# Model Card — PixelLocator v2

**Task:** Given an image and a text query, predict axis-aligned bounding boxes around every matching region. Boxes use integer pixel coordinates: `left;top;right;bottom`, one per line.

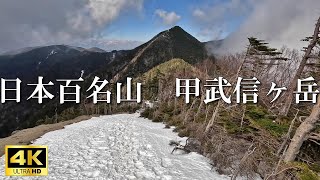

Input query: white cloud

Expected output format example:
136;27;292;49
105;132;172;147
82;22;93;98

195;0;320;54
0;0;144;53
155;9;181;26
192;0;254;41
74;38;144;51
219;0;320;53
87;0;143;25
193;9;205;19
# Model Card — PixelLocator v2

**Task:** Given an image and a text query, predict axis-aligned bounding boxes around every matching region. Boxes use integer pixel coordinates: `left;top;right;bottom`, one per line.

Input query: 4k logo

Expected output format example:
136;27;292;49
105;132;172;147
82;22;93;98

5;145;48;176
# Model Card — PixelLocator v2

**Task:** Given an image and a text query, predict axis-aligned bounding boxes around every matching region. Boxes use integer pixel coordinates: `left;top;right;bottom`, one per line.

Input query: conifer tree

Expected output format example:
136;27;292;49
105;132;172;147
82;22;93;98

205;37;287;133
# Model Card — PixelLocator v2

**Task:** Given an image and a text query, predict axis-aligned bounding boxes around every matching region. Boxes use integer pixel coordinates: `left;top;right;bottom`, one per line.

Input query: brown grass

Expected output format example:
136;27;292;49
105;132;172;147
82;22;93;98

0;115;98;156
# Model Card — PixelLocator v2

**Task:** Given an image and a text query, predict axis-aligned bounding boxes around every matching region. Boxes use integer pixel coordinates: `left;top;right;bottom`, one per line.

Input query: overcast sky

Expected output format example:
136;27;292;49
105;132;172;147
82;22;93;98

0;0;319;53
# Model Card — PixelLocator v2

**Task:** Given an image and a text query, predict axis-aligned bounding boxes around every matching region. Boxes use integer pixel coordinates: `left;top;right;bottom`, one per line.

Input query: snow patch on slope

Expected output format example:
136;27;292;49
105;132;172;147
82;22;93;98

45;50;58;60
0;114;229;180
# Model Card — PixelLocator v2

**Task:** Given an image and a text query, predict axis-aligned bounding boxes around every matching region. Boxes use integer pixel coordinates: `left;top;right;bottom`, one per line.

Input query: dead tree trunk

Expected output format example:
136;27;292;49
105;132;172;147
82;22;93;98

194;90;205;122
279;17;320;116
183;98;197;125
277;110;299;156
54;105;58;123
205;52;248;133
205;100;222;133
283;95;320;162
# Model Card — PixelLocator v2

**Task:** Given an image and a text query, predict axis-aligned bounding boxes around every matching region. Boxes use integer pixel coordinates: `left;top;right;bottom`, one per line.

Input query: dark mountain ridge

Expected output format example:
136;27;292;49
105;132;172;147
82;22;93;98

109;26;207;82
0;26;209;138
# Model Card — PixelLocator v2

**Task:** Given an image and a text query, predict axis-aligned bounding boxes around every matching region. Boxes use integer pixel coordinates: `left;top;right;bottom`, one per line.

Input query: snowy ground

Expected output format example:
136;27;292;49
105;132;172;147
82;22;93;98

0;113;229;180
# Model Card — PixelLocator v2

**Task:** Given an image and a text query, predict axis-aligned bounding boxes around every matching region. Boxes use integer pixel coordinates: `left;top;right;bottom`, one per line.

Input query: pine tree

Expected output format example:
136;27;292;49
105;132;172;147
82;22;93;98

205;37;287;133
242;37;288;77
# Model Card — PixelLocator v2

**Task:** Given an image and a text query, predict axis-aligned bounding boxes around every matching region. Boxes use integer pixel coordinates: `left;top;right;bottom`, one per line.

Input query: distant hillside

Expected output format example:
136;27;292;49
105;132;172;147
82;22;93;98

0;45;111;137
87;47;106;53
0;26;209;138
0;45;109;81
204;39;224;55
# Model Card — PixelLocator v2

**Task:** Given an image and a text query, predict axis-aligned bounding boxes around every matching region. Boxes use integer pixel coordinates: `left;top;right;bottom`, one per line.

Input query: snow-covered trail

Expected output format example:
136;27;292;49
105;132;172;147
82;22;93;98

0;114;229;180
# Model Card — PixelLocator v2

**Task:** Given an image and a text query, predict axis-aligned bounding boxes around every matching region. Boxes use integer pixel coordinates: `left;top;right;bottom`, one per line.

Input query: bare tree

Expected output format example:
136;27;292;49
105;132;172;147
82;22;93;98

204;48;249;133
279;17;320;116
281;19;320;161
284;95;320;162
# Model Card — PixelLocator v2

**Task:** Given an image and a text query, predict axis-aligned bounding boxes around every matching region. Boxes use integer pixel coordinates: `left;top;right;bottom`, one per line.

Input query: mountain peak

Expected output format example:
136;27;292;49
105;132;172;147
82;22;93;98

150;25;201;45
167;26;192;37
169;25;184;31
163;26;188;36
111;25;207;82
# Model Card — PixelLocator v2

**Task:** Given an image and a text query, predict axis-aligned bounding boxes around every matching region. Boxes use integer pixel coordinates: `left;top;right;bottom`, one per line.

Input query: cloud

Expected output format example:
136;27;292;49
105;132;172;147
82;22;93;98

0;0;143;53
192;0;254;41
87;0;143;26
193;9;205;19
155;9;181;26
74;38;144;51
195;0;320;54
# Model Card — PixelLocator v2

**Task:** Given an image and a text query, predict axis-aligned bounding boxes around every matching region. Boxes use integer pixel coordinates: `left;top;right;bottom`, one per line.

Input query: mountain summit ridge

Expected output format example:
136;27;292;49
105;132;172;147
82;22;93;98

109;25;207;82
0;26;209;138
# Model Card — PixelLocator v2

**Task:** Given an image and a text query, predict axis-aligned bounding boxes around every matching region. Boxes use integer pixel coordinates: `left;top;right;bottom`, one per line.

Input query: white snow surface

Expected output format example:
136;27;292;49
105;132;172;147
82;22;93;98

45;50;57;60
0;113;229;180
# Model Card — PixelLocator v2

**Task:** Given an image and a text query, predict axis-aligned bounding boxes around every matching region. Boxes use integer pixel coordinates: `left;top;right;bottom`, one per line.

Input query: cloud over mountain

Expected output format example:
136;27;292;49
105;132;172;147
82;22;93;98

74;38;144;51
0;0;143;53
194;0;320;53
155;9;181;26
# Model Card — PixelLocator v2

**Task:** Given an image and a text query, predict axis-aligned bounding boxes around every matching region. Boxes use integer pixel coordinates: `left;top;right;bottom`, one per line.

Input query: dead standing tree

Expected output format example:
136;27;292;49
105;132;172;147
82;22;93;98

283;17;320;162
279;17;320;117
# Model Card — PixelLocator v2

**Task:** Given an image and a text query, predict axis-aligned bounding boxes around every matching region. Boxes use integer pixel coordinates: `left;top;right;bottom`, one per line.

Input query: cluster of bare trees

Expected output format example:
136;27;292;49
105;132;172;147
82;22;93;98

197;16;320;178
282;17;320;163
219;17;320;162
